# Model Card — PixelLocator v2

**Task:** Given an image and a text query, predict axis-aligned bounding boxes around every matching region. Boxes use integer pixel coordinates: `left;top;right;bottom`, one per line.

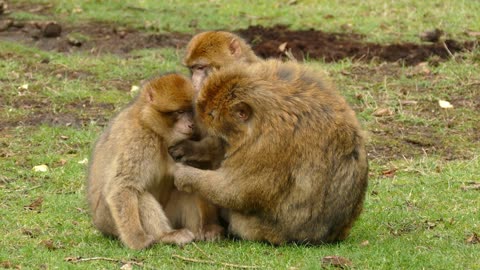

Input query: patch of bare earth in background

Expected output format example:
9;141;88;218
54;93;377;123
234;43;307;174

1;2;478;163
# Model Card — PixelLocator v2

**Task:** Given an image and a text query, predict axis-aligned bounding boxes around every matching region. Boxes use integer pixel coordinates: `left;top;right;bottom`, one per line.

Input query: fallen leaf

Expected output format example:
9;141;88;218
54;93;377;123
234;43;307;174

424;220;436;229
409;62;431;76
466;31;480;37
419;28;443;42
120;263;133;270
40;239;57;250
400;100;418;105
22;228;40;238
360;240;369;247
24;197;44;211
438;100;454;109
460;182;480;191
32;164;49;172
321;256;352;268
466;233;479;244
0;261;12;269
72;7;83;14
58;159;67;166
130;85;140;93
382;168;397;177
77;158;88;164
278;42;288;52
373;108;393;117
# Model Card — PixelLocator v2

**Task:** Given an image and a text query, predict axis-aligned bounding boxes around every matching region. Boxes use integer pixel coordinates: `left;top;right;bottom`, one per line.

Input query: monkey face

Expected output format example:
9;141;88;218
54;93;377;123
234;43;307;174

171;110;195;141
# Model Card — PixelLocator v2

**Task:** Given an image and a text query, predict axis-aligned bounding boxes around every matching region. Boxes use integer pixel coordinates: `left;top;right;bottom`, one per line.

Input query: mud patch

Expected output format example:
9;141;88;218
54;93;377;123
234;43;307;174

237;25;477;65
0;98;116;130
0;5;477;65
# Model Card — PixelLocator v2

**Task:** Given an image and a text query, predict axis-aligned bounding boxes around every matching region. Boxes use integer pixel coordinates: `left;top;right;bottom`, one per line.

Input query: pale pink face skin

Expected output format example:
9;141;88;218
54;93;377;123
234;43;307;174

191;66;208;92
173;111;194;139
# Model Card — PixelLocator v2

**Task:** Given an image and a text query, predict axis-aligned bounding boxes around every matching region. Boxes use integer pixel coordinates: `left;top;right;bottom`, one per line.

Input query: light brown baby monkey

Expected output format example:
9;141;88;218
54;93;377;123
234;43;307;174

87;74;223;250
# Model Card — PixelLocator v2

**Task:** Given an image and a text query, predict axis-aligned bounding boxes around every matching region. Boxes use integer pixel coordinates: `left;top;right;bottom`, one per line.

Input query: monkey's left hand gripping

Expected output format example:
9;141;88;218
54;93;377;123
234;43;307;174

173;164;196;193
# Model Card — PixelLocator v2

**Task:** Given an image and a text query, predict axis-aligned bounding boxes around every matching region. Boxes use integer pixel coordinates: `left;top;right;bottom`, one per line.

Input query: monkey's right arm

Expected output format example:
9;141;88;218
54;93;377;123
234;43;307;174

169;136;225;169
174;164;256;211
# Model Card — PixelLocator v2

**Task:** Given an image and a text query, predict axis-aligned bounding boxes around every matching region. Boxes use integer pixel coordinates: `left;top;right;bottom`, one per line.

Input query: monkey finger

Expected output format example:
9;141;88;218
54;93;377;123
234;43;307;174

168;145;186;161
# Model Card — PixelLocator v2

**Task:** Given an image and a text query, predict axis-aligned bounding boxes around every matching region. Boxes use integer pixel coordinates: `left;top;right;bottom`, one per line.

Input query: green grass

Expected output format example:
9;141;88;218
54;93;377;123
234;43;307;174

10;0;480;42
1;0;479;269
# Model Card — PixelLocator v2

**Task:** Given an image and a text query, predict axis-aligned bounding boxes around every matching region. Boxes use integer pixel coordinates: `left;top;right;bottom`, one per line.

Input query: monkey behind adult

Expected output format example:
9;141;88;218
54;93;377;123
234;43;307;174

174;60;369;245
170;31;259;166
87;74;222;250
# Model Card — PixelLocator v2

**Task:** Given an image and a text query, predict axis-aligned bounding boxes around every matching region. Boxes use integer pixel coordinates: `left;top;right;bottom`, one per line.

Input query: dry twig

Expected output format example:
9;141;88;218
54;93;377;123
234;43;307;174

172;254;260;269
65;256;145;268
191;242;212;259
442;41;455;59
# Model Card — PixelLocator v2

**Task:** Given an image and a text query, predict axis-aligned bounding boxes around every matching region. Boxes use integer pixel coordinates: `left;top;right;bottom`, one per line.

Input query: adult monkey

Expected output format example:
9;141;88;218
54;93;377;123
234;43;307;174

174;60;369;244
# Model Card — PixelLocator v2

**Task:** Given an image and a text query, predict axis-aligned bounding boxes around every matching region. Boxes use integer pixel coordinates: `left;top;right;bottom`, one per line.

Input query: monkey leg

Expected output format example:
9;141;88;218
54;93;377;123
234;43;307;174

138;192;195;246
229;213;286;245
91;194;118;237
165;190;224;241
106;187;155;250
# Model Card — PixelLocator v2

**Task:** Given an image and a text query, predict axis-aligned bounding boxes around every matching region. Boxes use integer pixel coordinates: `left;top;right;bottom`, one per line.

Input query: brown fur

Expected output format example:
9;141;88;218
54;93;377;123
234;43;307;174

87;74;223;250
184;31;260;71
169;31;260;166
184;31;260;92
174;60;369;245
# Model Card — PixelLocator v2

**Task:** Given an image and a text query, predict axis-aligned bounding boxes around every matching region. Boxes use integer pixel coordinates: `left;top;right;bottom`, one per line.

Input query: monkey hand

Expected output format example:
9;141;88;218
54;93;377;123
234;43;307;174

169;140;194;162
173;164;194;193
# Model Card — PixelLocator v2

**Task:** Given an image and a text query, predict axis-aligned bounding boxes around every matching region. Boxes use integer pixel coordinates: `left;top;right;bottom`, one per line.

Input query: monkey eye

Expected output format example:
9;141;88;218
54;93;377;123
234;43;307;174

193;65;206;71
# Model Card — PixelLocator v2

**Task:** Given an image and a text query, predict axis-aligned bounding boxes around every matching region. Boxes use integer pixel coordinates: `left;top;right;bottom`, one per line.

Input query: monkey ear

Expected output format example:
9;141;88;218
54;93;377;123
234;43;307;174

233;102;251;122
145;87;155;103
229;38;242;58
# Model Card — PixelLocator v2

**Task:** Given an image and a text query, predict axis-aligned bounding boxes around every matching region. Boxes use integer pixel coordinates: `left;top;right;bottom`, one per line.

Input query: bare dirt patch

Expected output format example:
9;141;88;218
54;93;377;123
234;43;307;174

0;98;116;131
1;3;477;65
1;3;478;164
237;25;477;65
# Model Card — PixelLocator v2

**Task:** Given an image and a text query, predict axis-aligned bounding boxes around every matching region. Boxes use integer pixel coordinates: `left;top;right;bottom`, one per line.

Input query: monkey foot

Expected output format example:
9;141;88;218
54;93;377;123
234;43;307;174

160;229;195;246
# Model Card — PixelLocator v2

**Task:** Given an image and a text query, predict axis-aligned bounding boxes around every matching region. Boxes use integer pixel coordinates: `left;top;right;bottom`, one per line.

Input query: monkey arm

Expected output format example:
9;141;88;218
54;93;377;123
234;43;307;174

169;136;225;169
174;164;254;211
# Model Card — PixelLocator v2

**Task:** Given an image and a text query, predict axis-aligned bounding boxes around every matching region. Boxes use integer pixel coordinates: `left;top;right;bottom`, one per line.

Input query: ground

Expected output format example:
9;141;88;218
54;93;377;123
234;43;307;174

0;1;479;269
1;11;478;164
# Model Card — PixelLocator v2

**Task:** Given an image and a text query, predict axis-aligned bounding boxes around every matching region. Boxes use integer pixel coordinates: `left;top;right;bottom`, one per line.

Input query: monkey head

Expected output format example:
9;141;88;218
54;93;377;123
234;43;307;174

183;31;260;92
195;68;254;144
140;74;195;145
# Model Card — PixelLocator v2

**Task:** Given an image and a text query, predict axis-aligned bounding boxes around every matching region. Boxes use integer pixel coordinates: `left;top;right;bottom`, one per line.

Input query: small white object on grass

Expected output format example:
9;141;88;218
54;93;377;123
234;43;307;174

438;100;454;109
78;158;88;164
32;164;49;172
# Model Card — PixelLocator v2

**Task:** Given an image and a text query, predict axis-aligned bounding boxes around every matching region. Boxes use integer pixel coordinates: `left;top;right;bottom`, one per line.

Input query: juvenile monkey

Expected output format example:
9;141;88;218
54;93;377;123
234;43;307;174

170;31;260;166
87;74;222;250
174;60;369;245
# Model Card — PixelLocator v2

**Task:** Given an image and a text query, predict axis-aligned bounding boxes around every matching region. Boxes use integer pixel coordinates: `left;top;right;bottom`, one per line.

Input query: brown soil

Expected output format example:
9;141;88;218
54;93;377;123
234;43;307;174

237;25;477;65
1;3;478;164
0;16;477;65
